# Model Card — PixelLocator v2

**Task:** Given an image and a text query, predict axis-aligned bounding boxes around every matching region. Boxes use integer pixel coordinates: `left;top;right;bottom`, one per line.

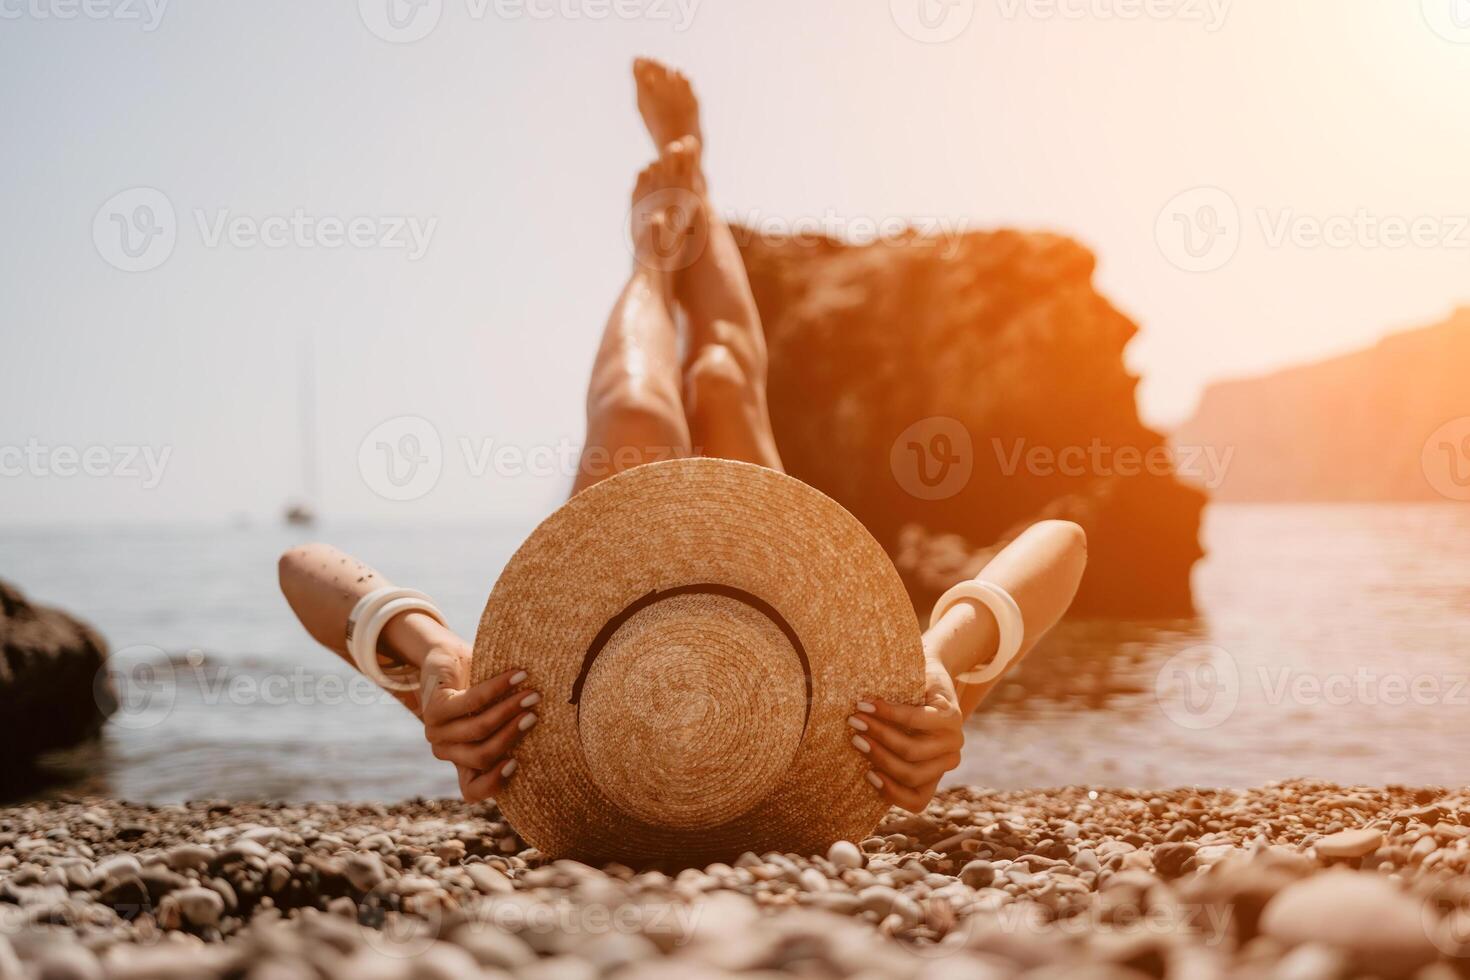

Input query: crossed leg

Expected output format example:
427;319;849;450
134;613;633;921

634;58;783;472
572;140;698;496
567;59;1089;813
572;61;781;497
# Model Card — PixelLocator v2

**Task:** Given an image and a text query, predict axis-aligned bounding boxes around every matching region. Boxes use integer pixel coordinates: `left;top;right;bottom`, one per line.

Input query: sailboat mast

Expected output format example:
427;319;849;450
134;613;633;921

300;328;318;507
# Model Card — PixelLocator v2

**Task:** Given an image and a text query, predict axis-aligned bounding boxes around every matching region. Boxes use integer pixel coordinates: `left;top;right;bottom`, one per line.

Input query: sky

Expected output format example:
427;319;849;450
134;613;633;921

3;0;1468;524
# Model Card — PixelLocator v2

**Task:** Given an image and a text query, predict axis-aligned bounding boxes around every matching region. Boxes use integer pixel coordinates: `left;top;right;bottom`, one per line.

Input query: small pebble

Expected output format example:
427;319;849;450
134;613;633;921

1314;828;1384;861
827;839;864;870
0;782;1464;978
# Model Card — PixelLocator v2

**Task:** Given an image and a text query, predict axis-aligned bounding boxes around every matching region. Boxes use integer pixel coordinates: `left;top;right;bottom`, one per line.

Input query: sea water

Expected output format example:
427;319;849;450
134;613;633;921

3;504;1468;801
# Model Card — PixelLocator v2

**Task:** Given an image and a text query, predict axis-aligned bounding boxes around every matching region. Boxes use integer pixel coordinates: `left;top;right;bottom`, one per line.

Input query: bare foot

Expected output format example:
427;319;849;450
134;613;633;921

628;60;777;468
634;58;703;162
629;137;706;276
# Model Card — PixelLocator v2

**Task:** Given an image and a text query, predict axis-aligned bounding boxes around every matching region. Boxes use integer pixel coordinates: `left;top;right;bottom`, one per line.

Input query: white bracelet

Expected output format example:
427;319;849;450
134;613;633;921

929;580;1025;685
345;587;446;693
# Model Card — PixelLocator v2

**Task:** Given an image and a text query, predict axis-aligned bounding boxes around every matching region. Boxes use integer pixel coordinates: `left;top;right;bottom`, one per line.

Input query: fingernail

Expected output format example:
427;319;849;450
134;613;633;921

509;670;528;685
856;701;876;714
852;735;871;754
518;713;538;732
501;760;517;778
866;771;882;789
520;692;541;708
847;715;868;732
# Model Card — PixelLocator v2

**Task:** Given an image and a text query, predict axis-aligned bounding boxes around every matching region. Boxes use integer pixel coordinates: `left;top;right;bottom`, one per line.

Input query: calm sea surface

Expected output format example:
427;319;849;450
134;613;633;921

3;504;1469;801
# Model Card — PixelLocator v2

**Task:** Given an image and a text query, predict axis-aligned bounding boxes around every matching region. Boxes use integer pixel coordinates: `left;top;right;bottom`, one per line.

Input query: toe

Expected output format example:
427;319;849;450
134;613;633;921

635;56;669;87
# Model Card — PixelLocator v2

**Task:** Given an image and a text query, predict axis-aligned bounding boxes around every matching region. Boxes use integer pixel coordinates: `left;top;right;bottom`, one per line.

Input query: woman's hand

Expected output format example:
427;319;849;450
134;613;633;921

850;656;964;812
405;633;540;803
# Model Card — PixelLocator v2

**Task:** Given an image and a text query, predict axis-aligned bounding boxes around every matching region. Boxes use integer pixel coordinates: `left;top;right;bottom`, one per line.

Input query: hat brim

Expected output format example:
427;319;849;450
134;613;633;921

471;457;925;866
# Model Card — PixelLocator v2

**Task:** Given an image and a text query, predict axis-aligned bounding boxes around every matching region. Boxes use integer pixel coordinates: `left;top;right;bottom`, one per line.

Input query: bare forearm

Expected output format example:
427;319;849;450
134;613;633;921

924;520;1088;716
276;542;445;672
277;542;536;802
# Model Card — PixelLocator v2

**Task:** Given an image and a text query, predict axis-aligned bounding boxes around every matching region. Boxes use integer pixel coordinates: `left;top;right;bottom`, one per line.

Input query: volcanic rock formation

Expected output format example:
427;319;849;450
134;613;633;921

738;227;1205;616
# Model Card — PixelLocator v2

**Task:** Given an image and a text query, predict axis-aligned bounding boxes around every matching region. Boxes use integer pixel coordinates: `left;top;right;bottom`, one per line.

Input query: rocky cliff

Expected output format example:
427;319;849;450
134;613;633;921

736;227;1205;617
0;580;115;795
1173;309;1470;502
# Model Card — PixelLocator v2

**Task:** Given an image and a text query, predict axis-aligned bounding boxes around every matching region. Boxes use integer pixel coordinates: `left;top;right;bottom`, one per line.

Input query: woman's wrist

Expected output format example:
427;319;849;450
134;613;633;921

925;599;1000;683
381;611;456;669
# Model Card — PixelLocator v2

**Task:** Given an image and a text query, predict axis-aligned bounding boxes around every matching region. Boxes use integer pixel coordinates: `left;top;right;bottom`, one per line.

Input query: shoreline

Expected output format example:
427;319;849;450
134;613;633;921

4;781;1469;978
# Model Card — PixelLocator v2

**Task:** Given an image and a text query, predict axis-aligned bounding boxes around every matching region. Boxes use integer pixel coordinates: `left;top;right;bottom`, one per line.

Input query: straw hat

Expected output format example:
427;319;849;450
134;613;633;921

470;457;925;866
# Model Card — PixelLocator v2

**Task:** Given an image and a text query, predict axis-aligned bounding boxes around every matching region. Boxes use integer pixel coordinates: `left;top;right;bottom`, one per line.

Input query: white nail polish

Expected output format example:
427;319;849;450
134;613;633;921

866;772;882;789
501;760;517;777
847;715;868;732
509;671;528;686
519;714;538;732
856;701;876;714
520;692;541;708
852;735;871;753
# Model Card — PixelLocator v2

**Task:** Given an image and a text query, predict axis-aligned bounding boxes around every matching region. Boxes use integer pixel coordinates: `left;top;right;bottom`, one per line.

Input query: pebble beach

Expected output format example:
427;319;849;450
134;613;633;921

7;781;1470;979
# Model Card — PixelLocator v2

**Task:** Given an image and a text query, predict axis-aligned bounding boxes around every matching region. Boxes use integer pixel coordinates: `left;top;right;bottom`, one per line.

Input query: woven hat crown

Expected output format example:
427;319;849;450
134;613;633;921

578;591;808;829
473;458;924;865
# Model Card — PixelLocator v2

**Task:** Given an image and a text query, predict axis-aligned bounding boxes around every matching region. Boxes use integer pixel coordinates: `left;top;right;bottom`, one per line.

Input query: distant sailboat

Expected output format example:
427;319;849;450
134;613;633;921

283;329;318;526
283;502;315;526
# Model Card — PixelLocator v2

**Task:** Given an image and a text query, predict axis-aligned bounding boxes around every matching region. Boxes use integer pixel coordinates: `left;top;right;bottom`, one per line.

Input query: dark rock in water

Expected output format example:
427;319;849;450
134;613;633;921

0;580;114;795
738;228;1204;616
